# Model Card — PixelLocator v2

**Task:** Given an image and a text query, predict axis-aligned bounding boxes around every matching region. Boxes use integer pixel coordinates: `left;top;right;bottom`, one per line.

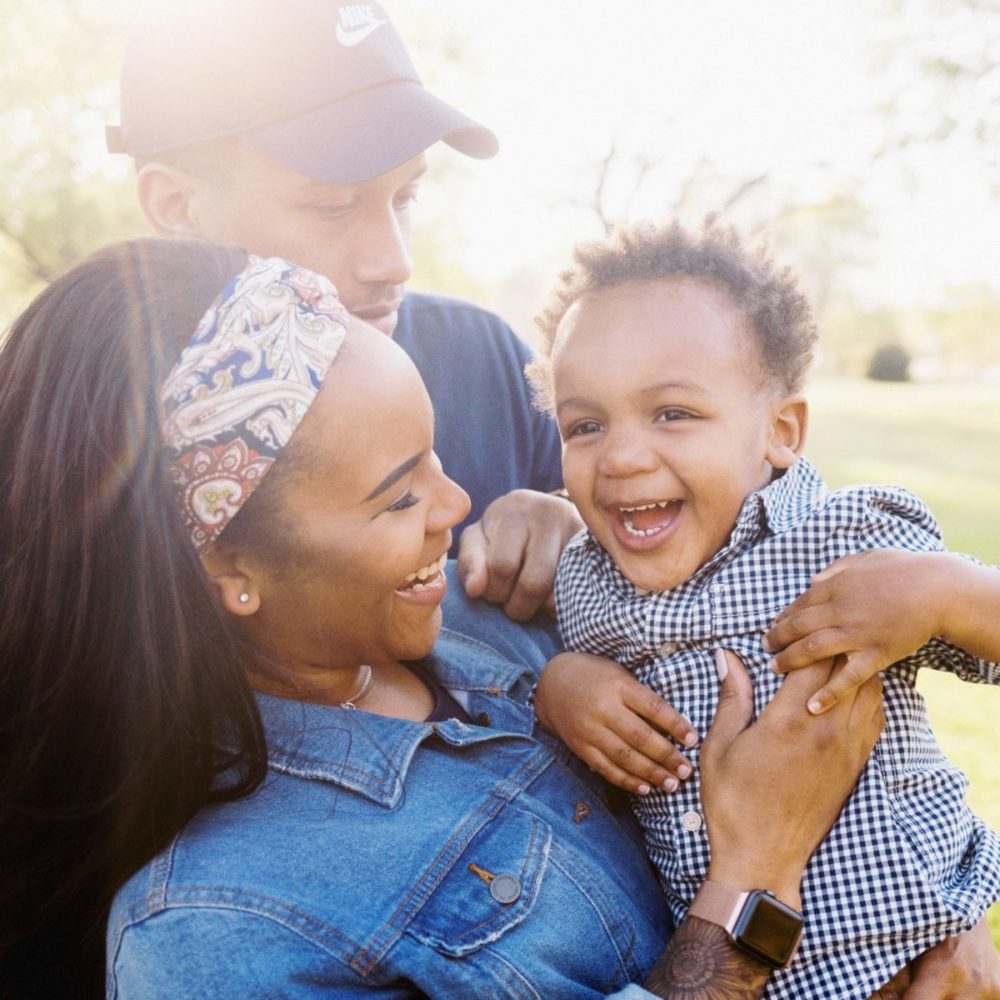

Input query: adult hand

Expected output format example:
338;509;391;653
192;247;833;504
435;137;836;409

701;648;884;906
764;549;941;715
905;919;1000;999
456;489;583;621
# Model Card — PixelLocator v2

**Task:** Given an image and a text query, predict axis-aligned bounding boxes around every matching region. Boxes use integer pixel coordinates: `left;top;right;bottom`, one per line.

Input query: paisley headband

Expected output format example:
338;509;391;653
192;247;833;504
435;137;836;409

161;254;348;553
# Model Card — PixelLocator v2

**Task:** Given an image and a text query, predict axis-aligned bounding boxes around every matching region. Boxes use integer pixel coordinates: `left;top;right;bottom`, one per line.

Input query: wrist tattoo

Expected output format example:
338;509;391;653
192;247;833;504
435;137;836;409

642;916;771;1000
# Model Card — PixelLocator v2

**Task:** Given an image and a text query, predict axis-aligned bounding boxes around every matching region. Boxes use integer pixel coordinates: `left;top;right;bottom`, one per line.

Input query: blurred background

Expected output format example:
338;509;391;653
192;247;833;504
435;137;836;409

2;0;998;940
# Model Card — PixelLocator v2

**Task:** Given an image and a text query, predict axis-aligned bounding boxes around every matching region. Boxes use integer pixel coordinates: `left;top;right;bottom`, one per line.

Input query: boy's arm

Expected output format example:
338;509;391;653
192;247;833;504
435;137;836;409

765;549;1000;713
534;652;697;796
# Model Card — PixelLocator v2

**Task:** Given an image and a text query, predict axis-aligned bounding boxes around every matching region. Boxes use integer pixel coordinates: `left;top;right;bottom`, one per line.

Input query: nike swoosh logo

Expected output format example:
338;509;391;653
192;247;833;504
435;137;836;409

336;18;386;47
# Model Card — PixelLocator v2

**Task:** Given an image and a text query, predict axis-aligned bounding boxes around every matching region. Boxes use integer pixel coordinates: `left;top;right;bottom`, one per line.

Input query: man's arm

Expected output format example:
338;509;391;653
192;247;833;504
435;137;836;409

641;917;770;998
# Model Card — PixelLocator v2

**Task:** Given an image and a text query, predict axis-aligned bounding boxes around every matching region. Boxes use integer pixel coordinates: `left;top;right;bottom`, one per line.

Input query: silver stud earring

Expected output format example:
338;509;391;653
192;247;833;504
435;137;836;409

239;593;250;604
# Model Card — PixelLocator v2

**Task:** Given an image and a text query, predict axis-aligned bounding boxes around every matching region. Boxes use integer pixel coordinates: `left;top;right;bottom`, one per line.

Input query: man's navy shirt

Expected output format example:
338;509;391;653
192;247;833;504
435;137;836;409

394;292;563;553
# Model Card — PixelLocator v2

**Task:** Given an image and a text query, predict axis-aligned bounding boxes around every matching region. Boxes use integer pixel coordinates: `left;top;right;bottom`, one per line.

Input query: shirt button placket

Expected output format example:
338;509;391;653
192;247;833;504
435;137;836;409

681;810;703;833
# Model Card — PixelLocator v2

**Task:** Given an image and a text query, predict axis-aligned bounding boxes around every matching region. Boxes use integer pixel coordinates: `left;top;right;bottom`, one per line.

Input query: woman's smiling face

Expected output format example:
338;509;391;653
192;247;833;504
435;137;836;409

244;319;470;675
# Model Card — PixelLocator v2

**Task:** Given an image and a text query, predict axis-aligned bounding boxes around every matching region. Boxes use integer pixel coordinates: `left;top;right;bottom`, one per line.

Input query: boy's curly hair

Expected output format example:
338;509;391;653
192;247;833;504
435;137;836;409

528;218;817;412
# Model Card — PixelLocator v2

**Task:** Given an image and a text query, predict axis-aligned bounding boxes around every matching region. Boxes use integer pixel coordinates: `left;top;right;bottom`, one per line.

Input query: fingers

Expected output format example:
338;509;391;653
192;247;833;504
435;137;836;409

577;690;697;795
570;715;694;796
850;673;885;755
574;735;690;796
769;627;853;675
456;522;489;599
622;682;699;750
534;653;695;796
765;656;837;714
811;556;852;584
702;649;754;758
475;516;528;608
764;599;836;659
456;492;583;621
805;650;883;715
542;589;558;620
457;509;547;619
502;525;563;622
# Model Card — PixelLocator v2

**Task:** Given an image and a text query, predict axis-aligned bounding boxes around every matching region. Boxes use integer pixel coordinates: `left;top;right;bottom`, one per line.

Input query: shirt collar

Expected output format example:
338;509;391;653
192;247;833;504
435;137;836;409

254;632;539;807
738;456;828;538
573;457;828;597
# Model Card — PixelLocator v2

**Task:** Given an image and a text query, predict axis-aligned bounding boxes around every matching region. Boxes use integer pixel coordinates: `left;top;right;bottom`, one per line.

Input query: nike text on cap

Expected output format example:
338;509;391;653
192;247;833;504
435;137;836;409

106;0;498;183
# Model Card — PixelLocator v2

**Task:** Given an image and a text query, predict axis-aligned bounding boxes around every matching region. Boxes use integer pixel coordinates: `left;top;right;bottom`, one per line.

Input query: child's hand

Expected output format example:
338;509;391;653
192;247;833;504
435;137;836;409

764;549;941;715
534;651;697;796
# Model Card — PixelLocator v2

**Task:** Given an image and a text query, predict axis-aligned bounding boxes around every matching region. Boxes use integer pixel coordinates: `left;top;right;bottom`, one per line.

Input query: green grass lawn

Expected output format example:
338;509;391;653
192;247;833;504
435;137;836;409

806;378;1000;946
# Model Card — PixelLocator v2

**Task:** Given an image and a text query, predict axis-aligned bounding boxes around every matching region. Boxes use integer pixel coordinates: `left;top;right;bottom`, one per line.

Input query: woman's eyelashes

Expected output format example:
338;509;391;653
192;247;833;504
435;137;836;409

386;490;419;513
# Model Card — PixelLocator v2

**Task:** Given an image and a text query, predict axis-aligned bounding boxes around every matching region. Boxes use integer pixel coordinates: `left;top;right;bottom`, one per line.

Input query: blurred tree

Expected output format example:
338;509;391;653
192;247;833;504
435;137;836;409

0;0;145;326
560;140;769;238
875;0;1000;178
867;343;912;382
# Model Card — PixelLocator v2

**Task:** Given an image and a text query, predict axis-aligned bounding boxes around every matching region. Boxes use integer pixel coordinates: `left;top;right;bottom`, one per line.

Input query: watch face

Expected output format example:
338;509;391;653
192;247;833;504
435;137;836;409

732;892;803;968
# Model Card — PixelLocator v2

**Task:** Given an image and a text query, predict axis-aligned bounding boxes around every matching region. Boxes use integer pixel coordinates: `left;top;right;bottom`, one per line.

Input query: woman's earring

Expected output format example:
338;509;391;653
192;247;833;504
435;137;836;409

239;593;250;605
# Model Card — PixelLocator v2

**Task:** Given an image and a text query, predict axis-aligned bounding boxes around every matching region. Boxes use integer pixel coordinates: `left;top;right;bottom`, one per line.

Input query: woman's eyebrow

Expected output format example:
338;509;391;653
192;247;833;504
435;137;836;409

364;452;424;501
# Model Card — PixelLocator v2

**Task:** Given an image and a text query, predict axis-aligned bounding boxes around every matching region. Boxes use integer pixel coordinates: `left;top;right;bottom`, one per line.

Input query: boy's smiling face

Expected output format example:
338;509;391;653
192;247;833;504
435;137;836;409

552;277;806;593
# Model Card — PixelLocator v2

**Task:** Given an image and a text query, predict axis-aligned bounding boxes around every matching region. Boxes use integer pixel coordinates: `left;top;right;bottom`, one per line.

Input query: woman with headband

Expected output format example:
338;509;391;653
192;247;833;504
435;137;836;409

0;238;982;999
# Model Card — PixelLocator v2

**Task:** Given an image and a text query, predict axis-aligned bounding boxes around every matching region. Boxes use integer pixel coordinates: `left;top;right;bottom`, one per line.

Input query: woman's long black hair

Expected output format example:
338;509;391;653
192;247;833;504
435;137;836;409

0;238;269;998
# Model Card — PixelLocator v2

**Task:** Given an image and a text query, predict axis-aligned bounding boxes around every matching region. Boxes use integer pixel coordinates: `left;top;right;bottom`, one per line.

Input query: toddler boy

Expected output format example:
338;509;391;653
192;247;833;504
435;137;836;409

528;221;1000;999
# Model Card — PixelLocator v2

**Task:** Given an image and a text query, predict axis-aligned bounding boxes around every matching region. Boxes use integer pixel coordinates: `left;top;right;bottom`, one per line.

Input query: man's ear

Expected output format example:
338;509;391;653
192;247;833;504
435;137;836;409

766;394;808;470
136;163;205;238
200;543;261;616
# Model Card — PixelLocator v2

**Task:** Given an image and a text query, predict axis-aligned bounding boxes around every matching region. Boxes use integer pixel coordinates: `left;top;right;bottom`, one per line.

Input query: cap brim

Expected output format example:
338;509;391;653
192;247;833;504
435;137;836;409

240;79;498;184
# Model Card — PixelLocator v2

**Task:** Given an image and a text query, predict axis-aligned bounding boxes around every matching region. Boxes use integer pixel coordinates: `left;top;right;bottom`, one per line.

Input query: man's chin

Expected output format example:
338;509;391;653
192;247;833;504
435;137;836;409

351;301;403;337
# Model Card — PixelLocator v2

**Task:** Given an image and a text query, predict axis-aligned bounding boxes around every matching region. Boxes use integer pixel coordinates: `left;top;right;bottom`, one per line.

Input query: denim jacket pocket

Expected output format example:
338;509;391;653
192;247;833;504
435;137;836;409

407;808;550;956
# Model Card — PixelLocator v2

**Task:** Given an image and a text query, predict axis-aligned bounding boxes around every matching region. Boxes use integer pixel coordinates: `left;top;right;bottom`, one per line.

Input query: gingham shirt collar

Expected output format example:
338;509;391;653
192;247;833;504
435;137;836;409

587;457;829;599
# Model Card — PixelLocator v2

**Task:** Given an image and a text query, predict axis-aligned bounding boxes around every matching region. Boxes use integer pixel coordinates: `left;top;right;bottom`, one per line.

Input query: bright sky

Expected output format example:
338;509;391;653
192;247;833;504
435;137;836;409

389;0;1000;311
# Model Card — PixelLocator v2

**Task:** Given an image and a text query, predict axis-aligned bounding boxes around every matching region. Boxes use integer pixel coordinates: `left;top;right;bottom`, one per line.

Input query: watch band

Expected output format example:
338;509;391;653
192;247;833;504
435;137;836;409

688;880;804;970
688;880;750;934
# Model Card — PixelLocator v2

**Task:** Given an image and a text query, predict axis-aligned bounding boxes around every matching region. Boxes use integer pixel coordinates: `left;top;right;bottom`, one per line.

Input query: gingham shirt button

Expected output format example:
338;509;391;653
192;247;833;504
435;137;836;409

658;641;678;656
681;810;703;832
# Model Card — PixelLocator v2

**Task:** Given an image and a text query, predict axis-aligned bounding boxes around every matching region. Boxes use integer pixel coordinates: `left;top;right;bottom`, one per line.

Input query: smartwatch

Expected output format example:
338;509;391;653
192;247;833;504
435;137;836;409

687;881;804;969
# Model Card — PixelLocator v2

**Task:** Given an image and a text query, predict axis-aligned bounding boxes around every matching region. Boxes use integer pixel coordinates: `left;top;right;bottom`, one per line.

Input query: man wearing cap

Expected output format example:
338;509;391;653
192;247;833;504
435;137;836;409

108;0;580;622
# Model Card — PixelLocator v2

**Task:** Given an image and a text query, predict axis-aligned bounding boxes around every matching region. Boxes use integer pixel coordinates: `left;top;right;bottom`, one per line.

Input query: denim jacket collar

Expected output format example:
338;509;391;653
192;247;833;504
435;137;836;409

258;628;539;808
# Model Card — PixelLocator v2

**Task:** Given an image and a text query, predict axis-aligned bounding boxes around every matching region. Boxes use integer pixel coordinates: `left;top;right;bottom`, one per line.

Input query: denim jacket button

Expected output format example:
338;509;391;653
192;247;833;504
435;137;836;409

477;711;492;727
489;873;522;904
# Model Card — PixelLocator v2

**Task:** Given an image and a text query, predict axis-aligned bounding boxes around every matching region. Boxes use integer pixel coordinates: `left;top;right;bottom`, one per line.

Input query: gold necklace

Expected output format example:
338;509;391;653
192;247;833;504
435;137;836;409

339;664;373;710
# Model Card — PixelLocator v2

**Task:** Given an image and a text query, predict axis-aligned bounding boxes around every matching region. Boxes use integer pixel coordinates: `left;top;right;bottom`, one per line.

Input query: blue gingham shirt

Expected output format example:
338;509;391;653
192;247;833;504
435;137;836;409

557;457;1000;1000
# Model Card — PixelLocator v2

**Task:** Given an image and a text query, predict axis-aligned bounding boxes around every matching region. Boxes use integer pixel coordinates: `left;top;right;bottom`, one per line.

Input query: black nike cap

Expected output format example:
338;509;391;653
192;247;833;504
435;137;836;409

106;0;499;183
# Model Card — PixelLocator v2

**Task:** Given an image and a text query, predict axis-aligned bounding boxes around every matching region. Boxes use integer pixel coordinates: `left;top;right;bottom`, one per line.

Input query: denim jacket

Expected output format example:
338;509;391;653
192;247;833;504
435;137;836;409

107;577;669;998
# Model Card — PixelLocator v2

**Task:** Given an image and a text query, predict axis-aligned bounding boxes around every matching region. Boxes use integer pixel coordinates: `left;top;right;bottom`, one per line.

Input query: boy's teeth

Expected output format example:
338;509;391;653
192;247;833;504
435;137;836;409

620;500;673;513
622;514;662;538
